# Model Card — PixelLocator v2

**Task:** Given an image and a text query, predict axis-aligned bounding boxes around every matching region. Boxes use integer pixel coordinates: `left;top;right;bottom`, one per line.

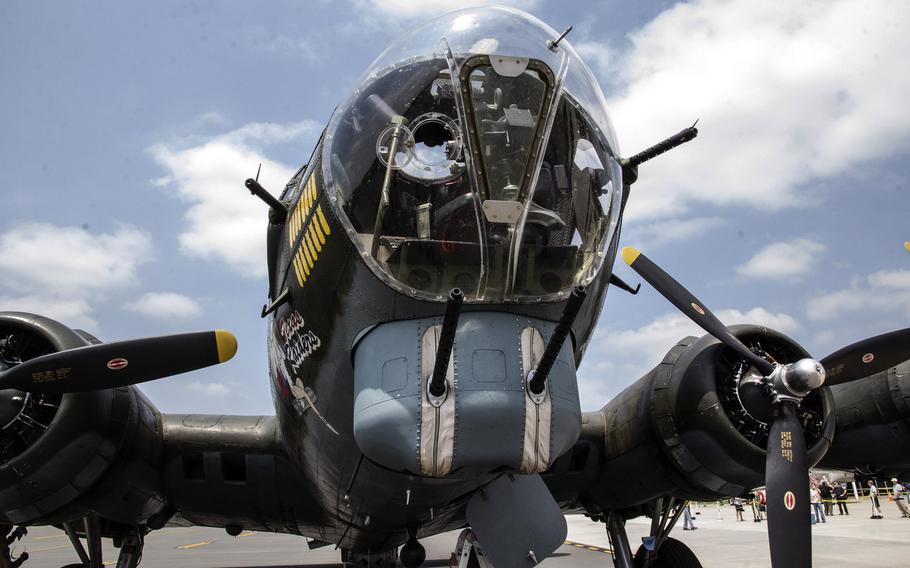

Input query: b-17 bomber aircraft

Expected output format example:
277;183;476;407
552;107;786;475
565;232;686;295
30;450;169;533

2;7;909;568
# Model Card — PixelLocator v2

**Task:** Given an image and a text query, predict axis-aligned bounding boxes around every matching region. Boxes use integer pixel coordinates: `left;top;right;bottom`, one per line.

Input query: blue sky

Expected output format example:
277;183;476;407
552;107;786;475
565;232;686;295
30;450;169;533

2;0;908;414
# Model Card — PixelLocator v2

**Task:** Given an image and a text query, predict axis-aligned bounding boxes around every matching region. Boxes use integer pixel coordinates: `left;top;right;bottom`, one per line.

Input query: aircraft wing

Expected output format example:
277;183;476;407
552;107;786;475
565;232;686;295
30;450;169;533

156;414;326;534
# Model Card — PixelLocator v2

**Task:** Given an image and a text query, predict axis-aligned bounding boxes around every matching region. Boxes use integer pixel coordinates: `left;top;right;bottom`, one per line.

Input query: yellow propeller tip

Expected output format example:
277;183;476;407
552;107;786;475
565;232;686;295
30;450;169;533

904;241;910;254
621;246;641;266
214;330;238;362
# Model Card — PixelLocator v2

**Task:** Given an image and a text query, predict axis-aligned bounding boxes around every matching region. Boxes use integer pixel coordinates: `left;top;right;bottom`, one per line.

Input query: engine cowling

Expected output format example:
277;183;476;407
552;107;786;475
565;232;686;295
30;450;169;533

0;312;165;525
581;324;835;512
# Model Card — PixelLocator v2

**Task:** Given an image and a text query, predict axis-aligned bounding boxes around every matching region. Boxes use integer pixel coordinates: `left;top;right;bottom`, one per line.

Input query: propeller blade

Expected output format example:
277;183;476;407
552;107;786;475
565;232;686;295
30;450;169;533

0;330;237;394
621;247;775;376
904;241;910;254
765;401;811;568
820;327;910;386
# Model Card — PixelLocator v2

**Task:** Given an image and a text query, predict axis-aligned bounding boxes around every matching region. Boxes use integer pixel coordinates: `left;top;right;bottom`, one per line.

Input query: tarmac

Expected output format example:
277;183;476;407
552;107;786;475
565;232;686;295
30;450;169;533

12;500;909;567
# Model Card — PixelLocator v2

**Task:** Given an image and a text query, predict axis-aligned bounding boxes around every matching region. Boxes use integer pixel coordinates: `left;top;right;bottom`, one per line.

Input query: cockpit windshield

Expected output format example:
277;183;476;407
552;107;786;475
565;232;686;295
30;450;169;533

322;6;623;303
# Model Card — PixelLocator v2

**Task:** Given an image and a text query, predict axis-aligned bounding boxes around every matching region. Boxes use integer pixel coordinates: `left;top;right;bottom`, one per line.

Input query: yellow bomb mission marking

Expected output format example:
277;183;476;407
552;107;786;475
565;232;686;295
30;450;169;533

288;174;332;288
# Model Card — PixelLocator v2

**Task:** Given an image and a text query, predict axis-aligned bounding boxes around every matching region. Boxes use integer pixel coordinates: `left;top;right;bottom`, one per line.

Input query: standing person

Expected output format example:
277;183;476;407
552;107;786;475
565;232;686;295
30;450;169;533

683;502;697;530
733;497;744;522
820;479;834;517
810;484;826;523
892;478;910;518
868;480;884;519
756;488;767;520
834;483;849;515
749;493;761;522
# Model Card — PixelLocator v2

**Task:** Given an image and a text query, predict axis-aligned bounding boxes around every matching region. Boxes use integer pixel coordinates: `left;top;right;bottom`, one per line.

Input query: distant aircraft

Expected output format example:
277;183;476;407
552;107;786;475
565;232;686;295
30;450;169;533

1;7;908;568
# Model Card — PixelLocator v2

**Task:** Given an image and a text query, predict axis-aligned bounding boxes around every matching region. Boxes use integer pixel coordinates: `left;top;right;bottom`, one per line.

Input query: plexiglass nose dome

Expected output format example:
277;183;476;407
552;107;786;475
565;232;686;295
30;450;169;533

322;6;623;303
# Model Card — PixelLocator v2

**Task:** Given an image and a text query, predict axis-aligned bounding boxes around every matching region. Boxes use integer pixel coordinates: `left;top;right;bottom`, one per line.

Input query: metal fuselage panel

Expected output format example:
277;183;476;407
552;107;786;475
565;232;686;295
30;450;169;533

264;147;615;550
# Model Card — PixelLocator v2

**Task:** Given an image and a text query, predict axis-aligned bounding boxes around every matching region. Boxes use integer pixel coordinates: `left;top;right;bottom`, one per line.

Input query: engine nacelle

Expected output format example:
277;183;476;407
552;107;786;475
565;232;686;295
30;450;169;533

581;324;835;512
0;312;165;525
819;360;910;476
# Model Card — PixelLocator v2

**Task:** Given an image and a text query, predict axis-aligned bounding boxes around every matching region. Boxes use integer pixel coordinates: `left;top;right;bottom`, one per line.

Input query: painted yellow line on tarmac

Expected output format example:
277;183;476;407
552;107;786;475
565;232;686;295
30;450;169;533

176;540;214;549
103;561;117;566
564;540;612;555
34;534;67;540
239;531;256;537
26;544;70;552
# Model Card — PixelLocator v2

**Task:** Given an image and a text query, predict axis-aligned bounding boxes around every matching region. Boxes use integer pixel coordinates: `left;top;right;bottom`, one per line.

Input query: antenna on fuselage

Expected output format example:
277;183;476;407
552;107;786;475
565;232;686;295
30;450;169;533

547;25;573;52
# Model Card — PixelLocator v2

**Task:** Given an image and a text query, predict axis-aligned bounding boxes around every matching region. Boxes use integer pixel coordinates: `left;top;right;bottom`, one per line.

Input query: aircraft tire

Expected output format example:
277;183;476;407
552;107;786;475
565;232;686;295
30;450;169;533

340;547;398;567
634;537;703;568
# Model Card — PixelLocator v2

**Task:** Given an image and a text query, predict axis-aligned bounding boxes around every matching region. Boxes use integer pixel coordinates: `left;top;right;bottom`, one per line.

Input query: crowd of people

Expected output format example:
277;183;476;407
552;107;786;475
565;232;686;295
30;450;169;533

711;477;910;526
673;476;910;532
804;476;910;523
809;478;851;522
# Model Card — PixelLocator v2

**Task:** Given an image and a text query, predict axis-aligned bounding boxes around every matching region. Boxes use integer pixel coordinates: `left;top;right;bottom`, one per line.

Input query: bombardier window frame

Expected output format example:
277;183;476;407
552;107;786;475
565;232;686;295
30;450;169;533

457;55;557;204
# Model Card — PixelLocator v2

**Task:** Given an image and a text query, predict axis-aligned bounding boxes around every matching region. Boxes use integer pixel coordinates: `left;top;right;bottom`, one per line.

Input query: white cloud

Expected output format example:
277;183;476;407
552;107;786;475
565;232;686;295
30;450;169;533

602;307;797;368
150;120;320;277
222;121;319;147
0;295;96;329
0;223;151;295
808;269;910;321
600;0;910;222
244;27;318;61
185;381;232;397
736;238;825;281
575;42;614;79
578;306;799;409
356;0;539;18
0;224;152;329
624;216;725;249
197;112;228;127
124;292;202;320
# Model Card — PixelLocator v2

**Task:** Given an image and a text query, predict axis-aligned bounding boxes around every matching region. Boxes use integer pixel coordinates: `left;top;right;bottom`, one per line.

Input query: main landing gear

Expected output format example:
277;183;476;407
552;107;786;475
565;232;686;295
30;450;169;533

606;498;703;568
59;514;145;568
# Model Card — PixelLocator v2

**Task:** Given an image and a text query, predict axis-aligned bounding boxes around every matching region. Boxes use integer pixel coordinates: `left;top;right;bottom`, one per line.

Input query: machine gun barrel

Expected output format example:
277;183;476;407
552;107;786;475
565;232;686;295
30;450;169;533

245;178;288;223
528;286;586;396
428;288;464;398
625;122;699;169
